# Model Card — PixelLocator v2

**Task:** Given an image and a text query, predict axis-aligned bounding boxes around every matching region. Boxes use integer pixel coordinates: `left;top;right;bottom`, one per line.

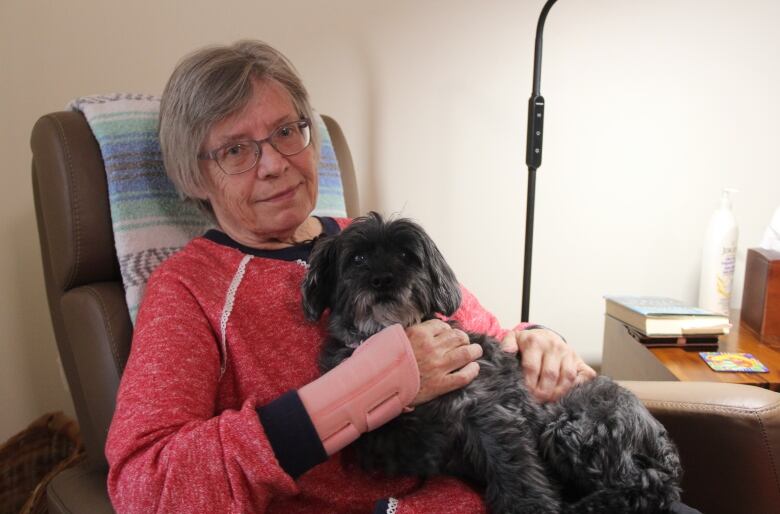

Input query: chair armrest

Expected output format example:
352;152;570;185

47;460;114;514
620;380;780;514
42;381;779;514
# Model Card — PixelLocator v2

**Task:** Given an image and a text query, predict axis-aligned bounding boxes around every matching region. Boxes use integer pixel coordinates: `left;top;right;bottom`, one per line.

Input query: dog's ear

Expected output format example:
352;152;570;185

418;226;462;316
301;235;339;321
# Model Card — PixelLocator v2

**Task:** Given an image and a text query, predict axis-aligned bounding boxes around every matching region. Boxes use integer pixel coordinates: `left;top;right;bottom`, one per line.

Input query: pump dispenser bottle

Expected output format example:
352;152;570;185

698;188;739;315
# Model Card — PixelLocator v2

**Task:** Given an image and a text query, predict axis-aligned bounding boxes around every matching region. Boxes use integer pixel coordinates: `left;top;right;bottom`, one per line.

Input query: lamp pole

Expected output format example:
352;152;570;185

522;0;558;322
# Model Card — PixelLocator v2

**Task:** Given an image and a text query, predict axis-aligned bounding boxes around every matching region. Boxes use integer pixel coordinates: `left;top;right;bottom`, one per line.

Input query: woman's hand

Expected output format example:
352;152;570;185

501;328;597;403
405;319;483;406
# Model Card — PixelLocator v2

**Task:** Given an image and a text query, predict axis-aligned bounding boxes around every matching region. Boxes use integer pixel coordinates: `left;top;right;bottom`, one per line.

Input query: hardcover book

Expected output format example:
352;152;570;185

604;296;731;337
624;326;720;351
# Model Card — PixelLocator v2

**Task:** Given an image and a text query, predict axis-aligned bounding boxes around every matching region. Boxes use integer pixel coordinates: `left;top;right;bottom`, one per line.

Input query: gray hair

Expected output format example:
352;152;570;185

159;40;318;217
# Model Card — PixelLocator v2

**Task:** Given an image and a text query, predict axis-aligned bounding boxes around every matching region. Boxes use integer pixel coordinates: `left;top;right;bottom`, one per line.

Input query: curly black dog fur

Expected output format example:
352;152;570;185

301;212;682;514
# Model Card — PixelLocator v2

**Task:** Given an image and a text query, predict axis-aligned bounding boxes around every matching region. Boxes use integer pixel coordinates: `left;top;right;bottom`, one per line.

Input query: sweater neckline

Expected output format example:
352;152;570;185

203;216;340;262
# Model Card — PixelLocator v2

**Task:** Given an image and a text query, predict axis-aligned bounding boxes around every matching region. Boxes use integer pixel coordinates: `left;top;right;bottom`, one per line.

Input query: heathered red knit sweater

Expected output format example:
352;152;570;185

106;217;529;514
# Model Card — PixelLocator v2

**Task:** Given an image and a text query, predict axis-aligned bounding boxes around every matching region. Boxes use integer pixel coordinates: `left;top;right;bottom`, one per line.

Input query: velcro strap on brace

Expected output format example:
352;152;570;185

298;324;420;455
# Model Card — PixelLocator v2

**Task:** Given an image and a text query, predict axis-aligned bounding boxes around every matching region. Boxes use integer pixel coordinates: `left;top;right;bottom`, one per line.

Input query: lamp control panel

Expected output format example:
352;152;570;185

525;95;545;169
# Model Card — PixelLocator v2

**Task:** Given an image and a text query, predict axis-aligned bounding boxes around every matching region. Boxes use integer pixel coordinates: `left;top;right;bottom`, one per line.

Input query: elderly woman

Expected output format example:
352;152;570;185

105;40;596;514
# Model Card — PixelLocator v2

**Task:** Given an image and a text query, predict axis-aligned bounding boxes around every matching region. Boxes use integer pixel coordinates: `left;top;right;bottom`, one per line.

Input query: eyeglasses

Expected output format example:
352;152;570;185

198;118;312;175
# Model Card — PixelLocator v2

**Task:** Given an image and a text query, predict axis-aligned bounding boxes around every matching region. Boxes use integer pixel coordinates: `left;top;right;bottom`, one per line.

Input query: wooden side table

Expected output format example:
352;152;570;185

601;311;780;391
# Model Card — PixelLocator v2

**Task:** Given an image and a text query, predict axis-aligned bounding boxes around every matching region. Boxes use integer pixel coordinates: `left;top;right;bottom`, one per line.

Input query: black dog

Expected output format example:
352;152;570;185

302;212;682;513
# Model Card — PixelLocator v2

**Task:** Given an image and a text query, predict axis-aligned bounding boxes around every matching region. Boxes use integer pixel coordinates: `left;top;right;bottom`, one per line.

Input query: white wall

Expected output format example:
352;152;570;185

1;0;778;440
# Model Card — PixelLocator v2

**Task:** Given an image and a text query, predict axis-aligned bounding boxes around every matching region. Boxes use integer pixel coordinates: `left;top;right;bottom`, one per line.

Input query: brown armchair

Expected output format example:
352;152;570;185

32;110;780;514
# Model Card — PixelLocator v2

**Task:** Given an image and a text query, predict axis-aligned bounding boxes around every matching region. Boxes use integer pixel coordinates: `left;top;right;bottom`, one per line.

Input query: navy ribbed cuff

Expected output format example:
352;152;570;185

257;390;328;479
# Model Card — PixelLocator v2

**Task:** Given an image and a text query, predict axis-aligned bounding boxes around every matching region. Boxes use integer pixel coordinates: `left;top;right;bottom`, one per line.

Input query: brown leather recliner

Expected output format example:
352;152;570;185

32;110;780;514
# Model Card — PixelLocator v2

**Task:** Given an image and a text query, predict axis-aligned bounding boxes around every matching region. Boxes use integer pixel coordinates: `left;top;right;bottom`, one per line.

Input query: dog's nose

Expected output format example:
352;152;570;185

371;272;394;290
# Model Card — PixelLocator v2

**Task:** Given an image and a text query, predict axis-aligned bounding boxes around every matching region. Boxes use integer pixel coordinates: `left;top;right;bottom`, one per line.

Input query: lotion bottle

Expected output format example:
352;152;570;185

698;188;739;315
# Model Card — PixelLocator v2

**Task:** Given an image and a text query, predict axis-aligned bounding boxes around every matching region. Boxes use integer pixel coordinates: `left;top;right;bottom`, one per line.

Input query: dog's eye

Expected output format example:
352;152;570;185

400;250;417;265
352;254;366;266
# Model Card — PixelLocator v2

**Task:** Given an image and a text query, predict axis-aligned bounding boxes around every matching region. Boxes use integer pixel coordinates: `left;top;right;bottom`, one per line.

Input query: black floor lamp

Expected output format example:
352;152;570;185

522;0;558;322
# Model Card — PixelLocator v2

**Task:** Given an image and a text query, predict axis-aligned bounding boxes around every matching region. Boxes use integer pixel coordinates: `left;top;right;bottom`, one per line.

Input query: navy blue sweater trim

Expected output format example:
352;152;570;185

373;499;390;514
257;390;328;479
204;216;340;262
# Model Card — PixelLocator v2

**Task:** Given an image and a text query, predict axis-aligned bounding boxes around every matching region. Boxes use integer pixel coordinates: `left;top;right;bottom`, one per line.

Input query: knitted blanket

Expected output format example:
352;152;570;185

69;93;346;323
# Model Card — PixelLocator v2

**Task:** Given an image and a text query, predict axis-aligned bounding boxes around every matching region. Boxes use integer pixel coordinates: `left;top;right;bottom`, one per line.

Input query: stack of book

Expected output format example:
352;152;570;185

604;296;731;351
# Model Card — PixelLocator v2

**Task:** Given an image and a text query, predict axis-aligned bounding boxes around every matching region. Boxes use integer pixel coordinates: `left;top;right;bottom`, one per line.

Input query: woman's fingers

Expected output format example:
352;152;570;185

516;328;592;403
406;322;482;406
406;322;597;406
500;330;519;353
435;360;481;395
548;352;578;402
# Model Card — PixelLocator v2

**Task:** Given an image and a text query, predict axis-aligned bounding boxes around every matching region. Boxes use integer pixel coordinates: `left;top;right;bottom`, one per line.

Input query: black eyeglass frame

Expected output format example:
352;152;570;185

197;117;313;175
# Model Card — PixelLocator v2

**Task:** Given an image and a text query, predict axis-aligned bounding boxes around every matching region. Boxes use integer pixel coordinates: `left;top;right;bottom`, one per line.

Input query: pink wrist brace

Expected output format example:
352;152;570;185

298;324;420;455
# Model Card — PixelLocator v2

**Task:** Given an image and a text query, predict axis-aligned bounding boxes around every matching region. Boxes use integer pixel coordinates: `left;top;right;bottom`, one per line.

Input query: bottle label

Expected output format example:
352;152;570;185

715;246;736;315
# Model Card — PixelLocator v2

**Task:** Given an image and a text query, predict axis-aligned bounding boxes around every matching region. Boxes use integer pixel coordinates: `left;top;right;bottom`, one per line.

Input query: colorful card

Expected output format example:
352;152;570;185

699;352;769;373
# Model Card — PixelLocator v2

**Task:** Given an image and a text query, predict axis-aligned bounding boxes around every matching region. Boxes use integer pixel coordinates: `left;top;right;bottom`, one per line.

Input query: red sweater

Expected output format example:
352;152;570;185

106;217;526;514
